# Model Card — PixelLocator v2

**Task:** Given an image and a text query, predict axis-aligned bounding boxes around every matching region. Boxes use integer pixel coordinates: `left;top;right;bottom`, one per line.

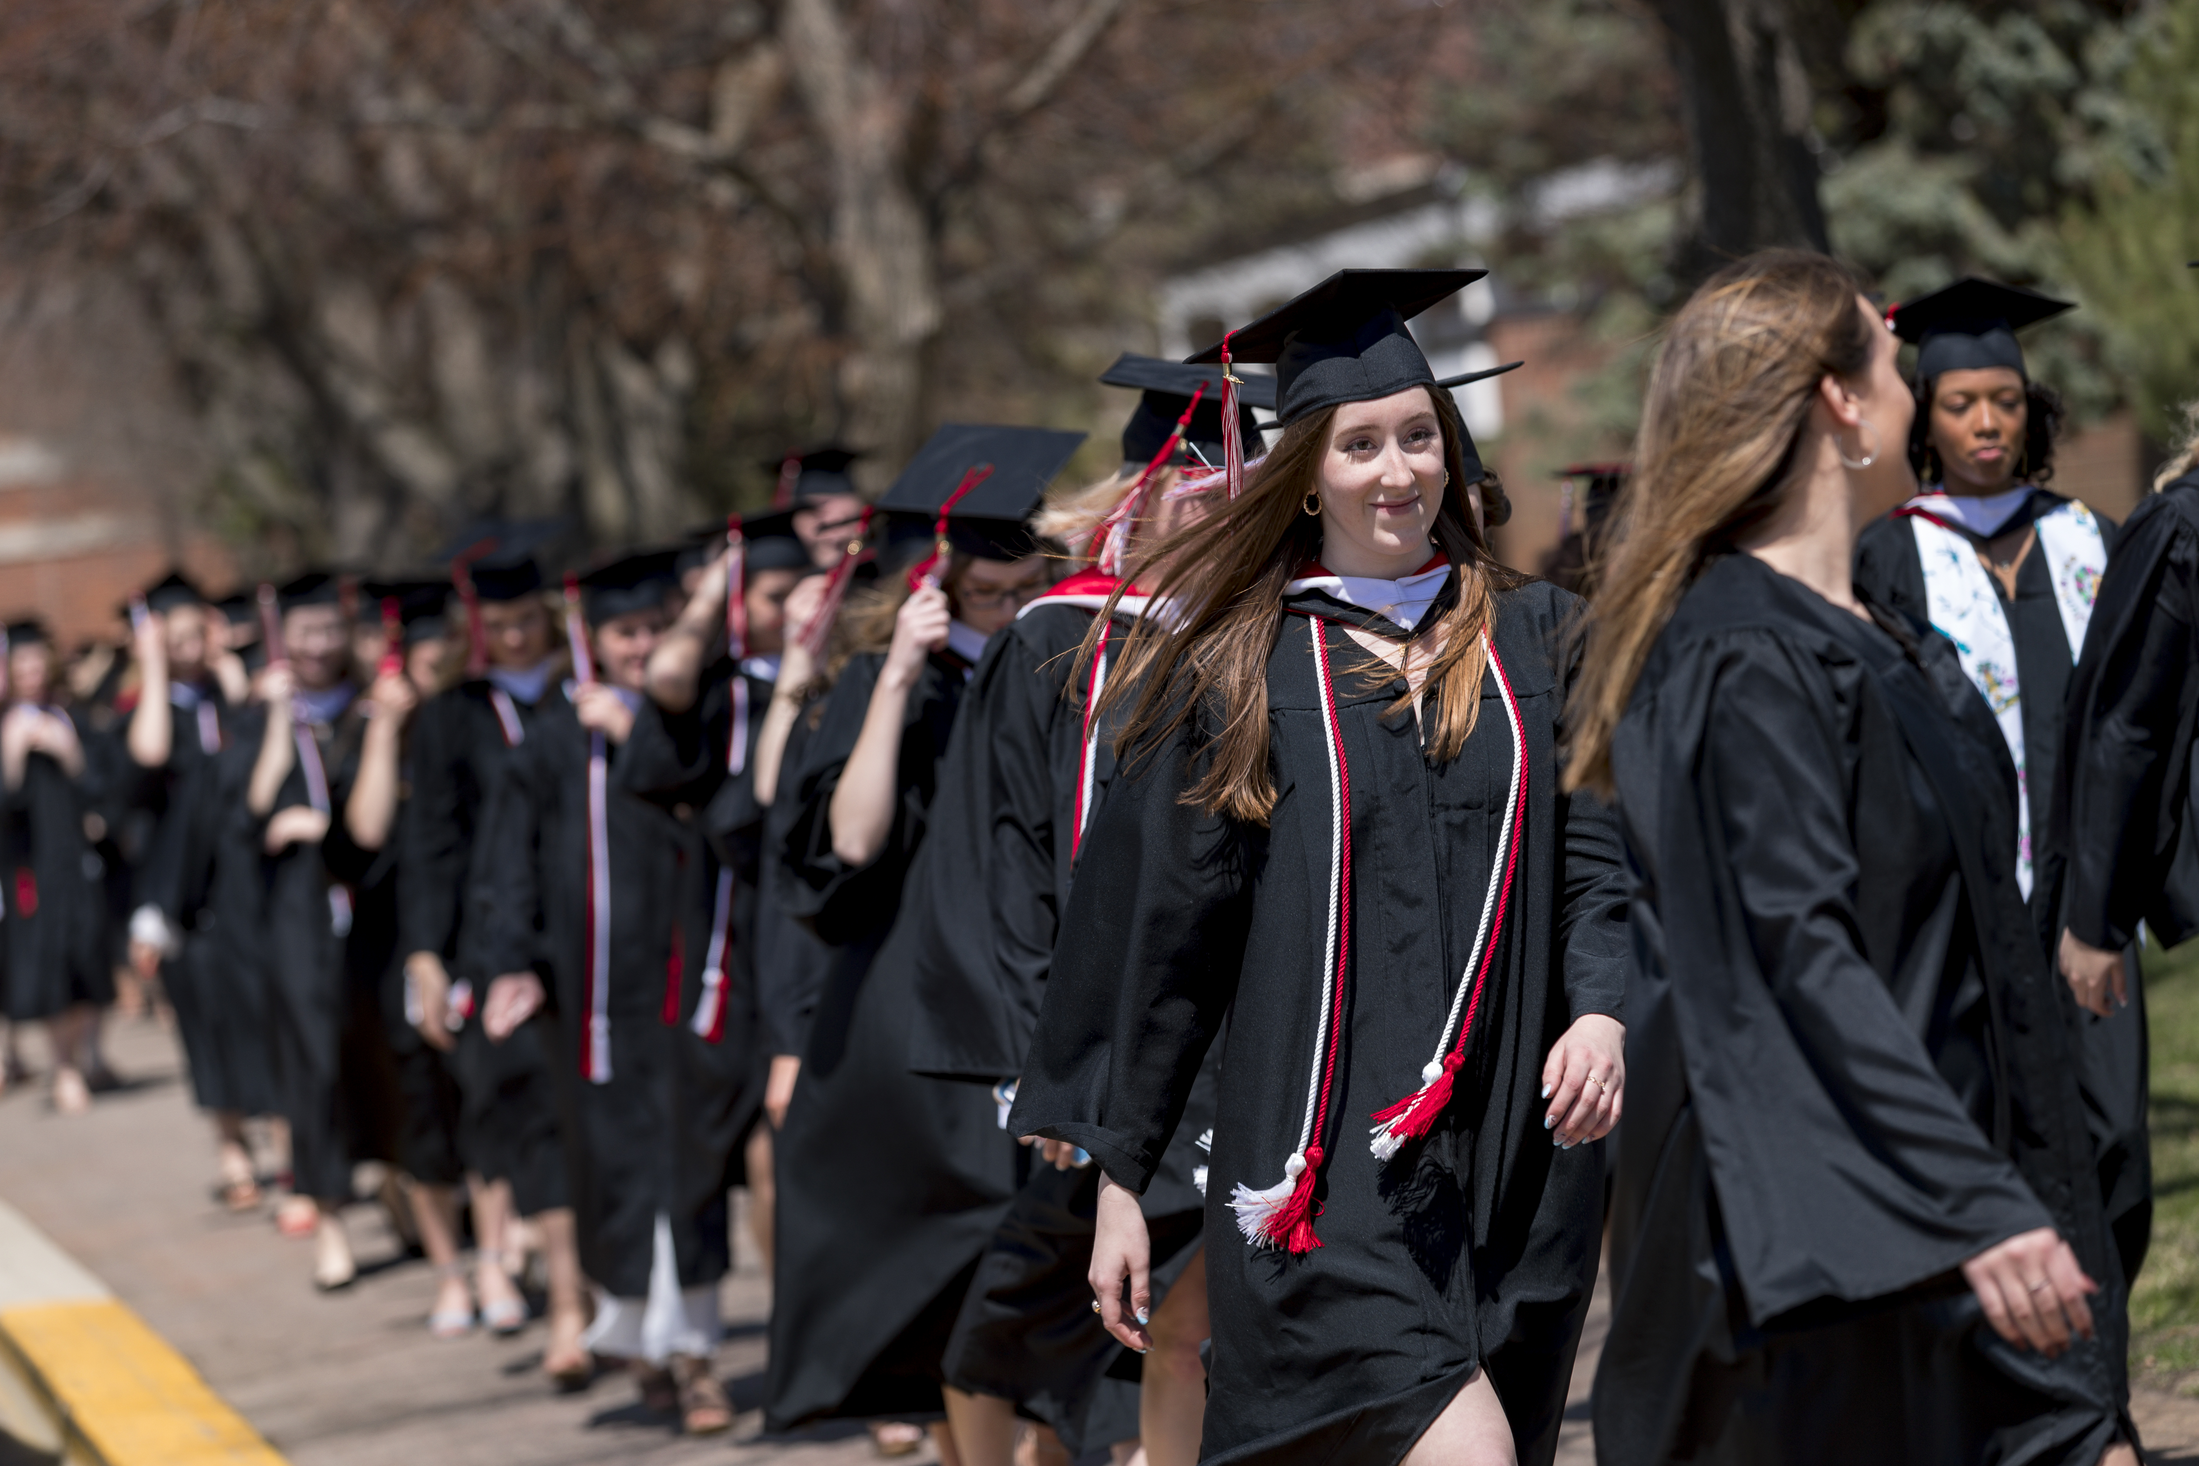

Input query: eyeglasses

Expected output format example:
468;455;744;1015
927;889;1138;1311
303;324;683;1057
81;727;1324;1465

957;578;1049;612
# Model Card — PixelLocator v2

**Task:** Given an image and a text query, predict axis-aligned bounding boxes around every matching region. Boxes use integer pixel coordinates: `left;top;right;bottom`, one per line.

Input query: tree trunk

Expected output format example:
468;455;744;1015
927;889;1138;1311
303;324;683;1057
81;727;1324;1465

780;0;943;474
1653;0;1828;280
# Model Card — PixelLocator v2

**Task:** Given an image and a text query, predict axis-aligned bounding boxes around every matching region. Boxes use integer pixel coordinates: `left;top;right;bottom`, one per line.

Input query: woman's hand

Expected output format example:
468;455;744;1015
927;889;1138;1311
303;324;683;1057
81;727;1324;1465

366;668;419;727
1021;1136;1086;1171
1088;1172;1152;1353
482;972;546;1041
574;683;637;744
1542;1012;1624;1147
406;952;456;1052
1961;1227;2096;1357
883;586;951;687
263;805;331;853
2059;929;2126;1018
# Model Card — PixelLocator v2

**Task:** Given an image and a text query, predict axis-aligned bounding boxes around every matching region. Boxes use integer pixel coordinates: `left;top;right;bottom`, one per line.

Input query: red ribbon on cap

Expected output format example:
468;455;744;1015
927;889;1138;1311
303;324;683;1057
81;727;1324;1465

906;463;995;591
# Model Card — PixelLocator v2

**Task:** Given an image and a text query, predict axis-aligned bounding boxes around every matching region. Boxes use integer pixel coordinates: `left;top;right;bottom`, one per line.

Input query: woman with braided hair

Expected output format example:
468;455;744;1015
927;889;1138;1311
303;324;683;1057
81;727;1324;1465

1012;269;1628;1466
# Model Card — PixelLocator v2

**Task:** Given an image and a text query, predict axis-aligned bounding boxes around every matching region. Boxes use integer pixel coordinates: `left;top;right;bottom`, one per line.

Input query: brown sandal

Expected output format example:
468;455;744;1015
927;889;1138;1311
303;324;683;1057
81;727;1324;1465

670;1355;731;1436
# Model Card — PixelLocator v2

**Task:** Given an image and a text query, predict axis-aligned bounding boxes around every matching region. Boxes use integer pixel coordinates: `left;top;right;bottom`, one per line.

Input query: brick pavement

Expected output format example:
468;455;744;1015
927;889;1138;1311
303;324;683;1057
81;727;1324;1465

0;1014;2190;1466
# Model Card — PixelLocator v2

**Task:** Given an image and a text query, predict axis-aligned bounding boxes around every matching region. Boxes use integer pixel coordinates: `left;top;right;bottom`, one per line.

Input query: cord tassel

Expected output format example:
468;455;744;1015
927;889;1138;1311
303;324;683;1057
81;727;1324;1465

566;576;614;1085
1095;383;1205;575
1369;632;1528;1160
794;506;876;660
1233;619;1351;1253
1220;332;1245;501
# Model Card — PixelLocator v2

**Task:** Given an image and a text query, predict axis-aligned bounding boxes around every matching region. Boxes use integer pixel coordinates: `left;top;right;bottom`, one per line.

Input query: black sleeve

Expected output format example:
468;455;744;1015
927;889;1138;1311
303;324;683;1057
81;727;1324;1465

398;695;469;959
2057;494;2199;948
618;670;728;808
1010;720;1252;1194
1555;636;1629;1022
472;731;547;983
906;624;1071;1079
1629;628;2050;1322
758;707;832;1056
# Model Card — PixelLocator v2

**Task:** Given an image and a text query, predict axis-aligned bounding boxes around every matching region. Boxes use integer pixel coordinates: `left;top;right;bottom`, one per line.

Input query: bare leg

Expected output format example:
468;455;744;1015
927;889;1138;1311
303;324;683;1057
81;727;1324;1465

215;1111;261;1209
1021;1424;1071;1465
942;1387;1019;1466
471;1176;525;1325
2101;1445;2140;1466
930;1420;966;1466
313;1200;357;1290
409;1181;470;1324
743;1124;775;1270
47;1006;92;1113
1139;1247;1208;1466
534;1207;590;1384
1401;1368;1514;1466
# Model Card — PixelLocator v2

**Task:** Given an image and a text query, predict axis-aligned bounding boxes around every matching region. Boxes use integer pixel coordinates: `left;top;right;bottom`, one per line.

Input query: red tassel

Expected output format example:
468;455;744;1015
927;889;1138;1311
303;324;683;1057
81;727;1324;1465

1264;1145;1324;1253
13;868;35;918
1370;1053;1461;1160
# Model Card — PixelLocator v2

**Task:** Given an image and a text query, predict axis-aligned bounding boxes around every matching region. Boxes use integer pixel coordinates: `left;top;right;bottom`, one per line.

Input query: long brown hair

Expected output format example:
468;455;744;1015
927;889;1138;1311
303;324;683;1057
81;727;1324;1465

1093;386;1507;825
1564;249;1875;798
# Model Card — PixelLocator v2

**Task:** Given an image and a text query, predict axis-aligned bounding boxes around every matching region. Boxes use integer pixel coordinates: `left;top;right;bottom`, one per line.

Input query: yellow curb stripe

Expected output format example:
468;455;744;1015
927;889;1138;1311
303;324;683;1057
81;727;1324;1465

0;1298;287;1466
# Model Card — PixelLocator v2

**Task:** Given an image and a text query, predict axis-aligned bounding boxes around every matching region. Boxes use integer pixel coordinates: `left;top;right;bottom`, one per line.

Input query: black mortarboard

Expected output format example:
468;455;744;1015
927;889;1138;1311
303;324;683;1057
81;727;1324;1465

1099;355;1274;468
277;572;344;611
766;448;863;506
1889;277;2075;382
216;592;259;630
1186;268;1483;426
876;423;1086;562
139;571;206;615
361;579;451;646
679;509;815;578
439;520;564;602
579;549;681;626
3;618;48;646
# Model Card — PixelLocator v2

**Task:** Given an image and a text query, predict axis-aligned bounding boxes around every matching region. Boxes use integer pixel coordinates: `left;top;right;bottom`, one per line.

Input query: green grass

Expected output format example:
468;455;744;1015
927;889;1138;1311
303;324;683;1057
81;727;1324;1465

2134;937;2199;1390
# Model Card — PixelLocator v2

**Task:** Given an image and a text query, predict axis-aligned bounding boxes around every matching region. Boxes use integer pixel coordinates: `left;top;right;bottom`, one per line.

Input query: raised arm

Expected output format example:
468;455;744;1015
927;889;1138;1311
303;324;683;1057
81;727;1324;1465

828;587;949;867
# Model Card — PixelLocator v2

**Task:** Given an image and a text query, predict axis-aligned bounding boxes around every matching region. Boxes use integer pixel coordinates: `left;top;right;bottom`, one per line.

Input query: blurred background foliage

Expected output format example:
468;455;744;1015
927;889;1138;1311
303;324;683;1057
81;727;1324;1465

1;0;2195;569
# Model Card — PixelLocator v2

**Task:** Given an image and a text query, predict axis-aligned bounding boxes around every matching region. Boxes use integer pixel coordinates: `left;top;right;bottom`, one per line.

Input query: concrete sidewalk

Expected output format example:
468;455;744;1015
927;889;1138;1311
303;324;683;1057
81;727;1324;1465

0;1015;2192;1465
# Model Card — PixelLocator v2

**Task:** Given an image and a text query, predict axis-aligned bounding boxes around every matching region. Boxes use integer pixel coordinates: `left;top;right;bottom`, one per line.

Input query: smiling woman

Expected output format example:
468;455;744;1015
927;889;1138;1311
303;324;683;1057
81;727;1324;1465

1014;269;1628;1466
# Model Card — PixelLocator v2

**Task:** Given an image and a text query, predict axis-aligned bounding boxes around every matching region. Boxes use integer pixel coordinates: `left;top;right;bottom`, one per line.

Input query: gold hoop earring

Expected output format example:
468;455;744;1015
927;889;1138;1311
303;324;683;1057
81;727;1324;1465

1303;489;1322;516
1838;418;1877;471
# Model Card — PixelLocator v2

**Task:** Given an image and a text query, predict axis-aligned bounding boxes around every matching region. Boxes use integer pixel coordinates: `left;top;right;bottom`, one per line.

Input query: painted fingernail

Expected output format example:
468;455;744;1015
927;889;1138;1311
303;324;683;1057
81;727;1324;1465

1540;1084;1551;1099
1543;1115;1555;1129
1135;1308;1149;1324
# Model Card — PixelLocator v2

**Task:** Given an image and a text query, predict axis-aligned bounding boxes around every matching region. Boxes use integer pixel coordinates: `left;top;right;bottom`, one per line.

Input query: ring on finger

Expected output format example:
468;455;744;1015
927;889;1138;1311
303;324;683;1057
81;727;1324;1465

1091;1300;1102;1314
2025;1278;2051;1294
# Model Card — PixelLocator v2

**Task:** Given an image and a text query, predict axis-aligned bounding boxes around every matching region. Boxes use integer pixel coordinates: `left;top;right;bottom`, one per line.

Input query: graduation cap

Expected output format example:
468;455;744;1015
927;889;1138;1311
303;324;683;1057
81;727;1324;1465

137;571;206;616
1187;268;1484;425
361;579;451;646
679;509;814;578
766;448;863;508
1099;355;1274;470
215;591;259;631
877;423;1087;566
578;548;681;626
439;520;564;602
276;572;345;611
1889;277;2075;382
3;617;48;646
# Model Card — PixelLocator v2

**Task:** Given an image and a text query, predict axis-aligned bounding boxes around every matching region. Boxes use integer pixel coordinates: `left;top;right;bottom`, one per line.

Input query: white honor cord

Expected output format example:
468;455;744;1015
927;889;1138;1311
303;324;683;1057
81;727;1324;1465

585;730;613;1083
1427;632;1524;1065
691;866;735;1039
1299;618;1347;1161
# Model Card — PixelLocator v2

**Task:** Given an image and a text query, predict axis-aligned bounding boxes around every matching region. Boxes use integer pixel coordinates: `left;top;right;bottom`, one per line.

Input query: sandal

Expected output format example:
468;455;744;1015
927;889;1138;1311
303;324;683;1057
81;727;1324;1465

870;1422;926;1458
670;1355;731;1436
633;1363;677;1415
275;1196;319;1240
543;1307;593;1393
428;1266;475;1339
49;1068;90;1116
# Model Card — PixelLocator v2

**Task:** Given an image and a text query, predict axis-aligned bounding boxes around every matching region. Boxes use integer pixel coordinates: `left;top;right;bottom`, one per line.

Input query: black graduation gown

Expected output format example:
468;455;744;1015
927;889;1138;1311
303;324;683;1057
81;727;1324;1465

1856;496;2150;1279
478;686;733;1300
247;699;374;1203
135;687;279;1117
1595;552;2126;1466
1016;579;1627;1466
615;657;774;1197
758;704;836;1061
766;646;1028;1430
920;598;1213;1455
3;713;116;1020
372;765;463;1186
2053;474;2199;948
401;679;565;1214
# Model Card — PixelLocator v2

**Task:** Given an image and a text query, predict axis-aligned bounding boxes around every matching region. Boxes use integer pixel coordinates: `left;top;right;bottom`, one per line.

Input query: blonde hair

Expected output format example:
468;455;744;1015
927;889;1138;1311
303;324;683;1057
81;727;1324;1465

2155;399;2199;492
1565;250;1874;797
